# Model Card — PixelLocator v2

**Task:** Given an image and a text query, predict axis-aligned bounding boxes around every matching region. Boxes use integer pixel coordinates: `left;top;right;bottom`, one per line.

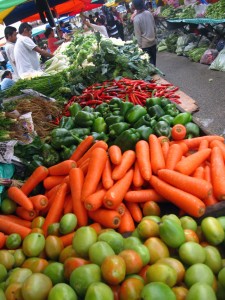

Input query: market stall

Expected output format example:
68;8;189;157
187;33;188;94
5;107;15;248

0;23;224;300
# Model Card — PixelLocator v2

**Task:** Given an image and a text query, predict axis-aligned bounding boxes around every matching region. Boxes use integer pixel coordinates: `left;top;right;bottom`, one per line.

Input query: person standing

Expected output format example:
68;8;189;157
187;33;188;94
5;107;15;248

44;27;63;54
83;18;109;38
132;0;157;66
111;7;125;40
4;26;19;79
14;23;53;78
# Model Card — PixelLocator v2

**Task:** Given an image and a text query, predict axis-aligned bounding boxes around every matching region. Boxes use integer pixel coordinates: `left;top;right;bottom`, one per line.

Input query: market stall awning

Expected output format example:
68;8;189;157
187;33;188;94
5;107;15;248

0;0;95;25
0;0;27;12
22;0;103;22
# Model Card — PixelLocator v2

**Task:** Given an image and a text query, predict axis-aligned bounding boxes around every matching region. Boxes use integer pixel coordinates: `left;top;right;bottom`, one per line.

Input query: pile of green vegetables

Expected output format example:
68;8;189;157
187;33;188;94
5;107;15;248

165;34;180;53
175;5;196;19
206;0;225;19
0;112;18;141
187;47;208;62
160;6;178;18
14;98;200;176
64;33;162;93
4;73;71;103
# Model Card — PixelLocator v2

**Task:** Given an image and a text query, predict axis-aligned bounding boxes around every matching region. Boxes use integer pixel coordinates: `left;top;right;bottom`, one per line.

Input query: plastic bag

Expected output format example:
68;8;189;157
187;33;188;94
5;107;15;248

200;49;218;65
183;42;197;56
176;34;197;56
209;49;225;71
194;4;208;17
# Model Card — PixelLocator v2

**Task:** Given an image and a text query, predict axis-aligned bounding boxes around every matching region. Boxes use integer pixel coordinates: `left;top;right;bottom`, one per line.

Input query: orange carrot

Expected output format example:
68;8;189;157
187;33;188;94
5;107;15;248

198;139;209;151
108;145;122;165
133;161;145;188
165;144;183;170
21;166;49;196
118;207;135;233
60;232;75;247
136;140;152;181
77;141;108;166
183;135;224;150
204;165;218;206
79;158;90;176
48;160;76;176
69;168;88;227
160;137;170;161
81;148;107;201
158;169;212;200
89;223;102;234
16;207;37;221
211;146;225;201
193;166;205;179
102;157;114;189
0;215;31;228
29;195;48;211
45;184;61;199
210;140;225;160
88;208;121;229
115;202;126;216
126;202;142;223
42;183;67;235
64;194;73;214
150;175;205;217
84;189;106;211
112;150;136;181
43;176;65;190
175;148;211;176
149;134;165;174
7;186;33;211
103;169;134;209
0;216;31;239
124;189;164;203
70;136;94;161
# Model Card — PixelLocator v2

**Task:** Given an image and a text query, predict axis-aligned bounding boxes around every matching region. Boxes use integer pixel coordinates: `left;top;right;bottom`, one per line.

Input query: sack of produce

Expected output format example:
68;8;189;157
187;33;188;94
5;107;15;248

209;49;225;71
200;49;218;65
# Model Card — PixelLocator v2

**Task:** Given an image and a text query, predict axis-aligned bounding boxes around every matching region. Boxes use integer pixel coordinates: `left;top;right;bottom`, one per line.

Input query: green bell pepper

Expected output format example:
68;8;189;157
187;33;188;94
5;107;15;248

91;132;108;142
161;98;170;107
125;105;147;124
164;104;179;117
173;112;192;125
59;116;75;130
119;101;134;117
92;117;107;133
92;112;101;119
133;114;152;129
146;97;162;108
82;106;94;113
95;103;110;116
111;110;122;116
42;143;60;167
147;105;165;119
136;125;153;141
154;121;171;138
29;155;44;171
185;122;200;138
159;115;174;126
51;128;81;149
105;115;124;127
109;97;122;109
70;128;91;137
109;122;130;138
74;111;95;128
114;129;140;152
69;103;82;117
150;118;157;128
60;145;76;161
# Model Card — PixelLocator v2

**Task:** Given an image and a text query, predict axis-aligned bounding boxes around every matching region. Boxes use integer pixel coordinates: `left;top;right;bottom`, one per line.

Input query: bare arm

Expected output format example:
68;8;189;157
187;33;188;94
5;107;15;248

33;46;54;58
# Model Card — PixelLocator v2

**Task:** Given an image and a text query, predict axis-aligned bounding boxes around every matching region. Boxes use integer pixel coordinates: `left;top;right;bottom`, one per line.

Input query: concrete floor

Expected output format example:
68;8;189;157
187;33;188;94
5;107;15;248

157;52;225;137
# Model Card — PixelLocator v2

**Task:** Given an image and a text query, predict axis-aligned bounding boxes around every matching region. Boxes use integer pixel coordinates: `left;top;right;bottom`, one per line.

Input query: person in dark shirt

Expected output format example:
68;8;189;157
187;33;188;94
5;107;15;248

88;14;96;24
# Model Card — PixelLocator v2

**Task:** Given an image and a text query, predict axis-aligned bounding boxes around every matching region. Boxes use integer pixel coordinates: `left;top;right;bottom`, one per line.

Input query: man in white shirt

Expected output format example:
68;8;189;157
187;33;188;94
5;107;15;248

14;23;53;78
4;26;19;79
83;18;109;38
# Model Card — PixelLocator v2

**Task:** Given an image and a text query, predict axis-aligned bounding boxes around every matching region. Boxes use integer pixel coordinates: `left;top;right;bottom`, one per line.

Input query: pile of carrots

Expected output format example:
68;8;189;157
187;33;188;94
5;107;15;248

1;134;225;246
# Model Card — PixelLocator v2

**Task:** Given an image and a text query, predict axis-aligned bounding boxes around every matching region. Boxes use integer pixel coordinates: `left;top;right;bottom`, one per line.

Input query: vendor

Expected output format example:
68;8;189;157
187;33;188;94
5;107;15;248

14;23;54;78
83;18;109;38
59;21;73;34
44;27;63;54
0;70;15;91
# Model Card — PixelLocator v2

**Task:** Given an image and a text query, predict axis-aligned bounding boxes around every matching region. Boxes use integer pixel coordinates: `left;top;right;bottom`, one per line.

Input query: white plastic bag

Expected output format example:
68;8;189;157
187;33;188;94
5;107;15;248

200;49;218;65
209;49;225;71
194;4;208;17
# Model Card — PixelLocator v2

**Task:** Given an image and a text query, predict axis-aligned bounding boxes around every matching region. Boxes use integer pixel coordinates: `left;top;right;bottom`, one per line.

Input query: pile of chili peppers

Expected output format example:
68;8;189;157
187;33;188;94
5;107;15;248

63;78;181;115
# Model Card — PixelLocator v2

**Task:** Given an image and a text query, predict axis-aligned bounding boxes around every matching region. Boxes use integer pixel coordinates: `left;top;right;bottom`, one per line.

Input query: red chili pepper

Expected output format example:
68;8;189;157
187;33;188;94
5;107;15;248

80;100;103;106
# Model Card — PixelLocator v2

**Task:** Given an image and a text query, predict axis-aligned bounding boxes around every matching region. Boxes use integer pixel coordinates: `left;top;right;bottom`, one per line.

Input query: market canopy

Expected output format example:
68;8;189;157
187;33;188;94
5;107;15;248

0;0;104;25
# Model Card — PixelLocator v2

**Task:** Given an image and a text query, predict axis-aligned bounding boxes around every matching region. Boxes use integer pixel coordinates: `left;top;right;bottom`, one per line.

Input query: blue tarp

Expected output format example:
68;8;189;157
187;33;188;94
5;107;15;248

167;18;225;24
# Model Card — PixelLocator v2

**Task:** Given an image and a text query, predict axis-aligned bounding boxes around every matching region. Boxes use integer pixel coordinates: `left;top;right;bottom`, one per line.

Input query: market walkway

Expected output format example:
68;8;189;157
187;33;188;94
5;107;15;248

157;52;225;137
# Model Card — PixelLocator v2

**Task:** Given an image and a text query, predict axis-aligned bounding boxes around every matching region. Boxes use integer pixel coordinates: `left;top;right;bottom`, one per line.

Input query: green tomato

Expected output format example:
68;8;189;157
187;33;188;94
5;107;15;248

0;264;7;283
1;198;17;214
59;213;77;235
43;262;65;285
48;283;78;300
6;233;22;250
22;233;45;257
